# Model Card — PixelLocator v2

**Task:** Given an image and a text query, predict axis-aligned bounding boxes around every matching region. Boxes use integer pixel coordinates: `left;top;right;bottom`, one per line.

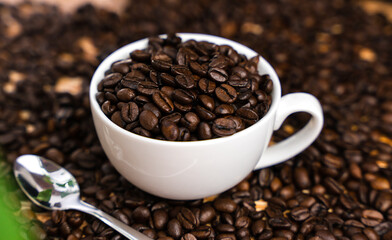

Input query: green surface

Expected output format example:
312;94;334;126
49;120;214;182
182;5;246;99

0;151;24;240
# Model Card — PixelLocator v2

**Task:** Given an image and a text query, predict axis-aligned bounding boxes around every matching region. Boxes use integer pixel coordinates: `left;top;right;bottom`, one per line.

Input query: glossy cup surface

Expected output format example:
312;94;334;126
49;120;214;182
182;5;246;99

90;33;282;200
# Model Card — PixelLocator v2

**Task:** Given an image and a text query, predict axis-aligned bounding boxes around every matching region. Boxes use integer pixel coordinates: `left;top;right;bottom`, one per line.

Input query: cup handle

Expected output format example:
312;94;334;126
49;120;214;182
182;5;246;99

254;93;323;170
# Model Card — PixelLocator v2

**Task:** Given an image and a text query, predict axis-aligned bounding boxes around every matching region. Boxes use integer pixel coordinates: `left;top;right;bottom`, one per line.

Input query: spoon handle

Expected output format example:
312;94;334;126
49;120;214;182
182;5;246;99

74;200;152;240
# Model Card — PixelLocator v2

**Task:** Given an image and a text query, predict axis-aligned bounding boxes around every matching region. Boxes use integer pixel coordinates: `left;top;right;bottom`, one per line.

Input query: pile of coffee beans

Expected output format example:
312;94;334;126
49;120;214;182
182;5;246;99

96;34;272;140
0;0;392;240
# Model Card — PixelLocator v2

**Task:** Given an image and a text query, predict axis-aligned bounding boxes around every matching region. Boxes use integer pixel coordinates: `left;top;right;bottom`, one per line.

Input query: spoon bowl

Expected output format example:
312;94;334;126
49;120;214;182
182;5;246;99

14;154;151;240
14;154;80;210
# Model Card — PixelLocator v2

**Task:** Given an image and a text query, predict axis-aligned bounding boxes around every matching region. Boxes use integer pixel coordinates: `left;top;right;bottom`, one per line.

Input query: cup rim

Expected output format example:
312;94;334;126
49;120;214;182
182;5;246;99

89;33;282;146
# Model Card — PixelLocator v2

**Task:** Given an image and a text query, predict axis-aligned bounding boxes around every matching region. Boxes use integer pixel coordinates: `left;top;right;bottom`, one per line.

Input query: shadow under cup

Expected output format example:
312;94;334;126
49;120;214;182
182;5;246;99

89;33;285;200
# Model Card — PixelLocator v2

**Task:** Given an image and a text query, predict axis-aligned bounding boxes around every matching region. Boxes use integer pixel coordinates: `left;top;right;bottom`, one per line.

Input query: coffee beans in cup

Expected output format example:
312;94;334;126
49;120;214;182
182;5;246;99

96;34;272;141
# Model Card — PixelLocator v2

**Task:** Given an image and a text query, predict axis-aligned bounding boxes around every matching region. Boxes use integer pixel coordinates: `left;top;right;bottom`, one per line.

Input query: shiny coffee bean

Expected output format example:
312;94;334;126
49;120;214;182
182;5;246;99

102;73;122;87
139;110;158;130
172;89;195;104
198;78;216;94
180;112;200;132
208;67;228;82
215;84;237;103
198;122;212;140
153;91;175;114
175;74;195;89
120;102;139;123
161;120;179;141
189;61;207;76
212;118;236;136
131;50;151;62
116;88;136;102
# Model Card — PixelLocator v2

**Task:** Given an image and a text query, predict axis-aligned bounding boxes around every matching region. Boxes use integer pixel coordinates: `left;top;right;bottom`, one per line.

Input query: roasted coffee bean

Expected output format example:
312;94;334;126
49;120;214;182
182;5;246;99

361;209;384;227
161;112;182;124
235;216;251;229
161;86;175;97
175;74;195;89
181;233;197;240
139;110;158;130
198;95;215;111
215;84;237;103
190;226;211;239
294;167;311;189
208;67;228;83
195;105;216;121
111;111;124;127
143;102;162;118
137;81;159;95
177;207;197;230
116;88;136;102
131;50;151;62
121;79;140;89
102;73;122;87
160;73;176;86
178;127;191;141
216;233;236;240
153;209;169;230
161;120;179;141
236;107;259;125
120;102;139;123
212;118;236;136
261;75;273;94
101;100;116;116
153;91;175;114
52;210;66;225
209;55;229;69
167;219;182;239
180;112;200;132
171;65;192;76
189;61;207;76
172;89;195;104
125;70;146;82
199;204;216;225
198;78;216;94
251;219;265;235
214;198;237;213
132;206;151;223
214;104;235;115
268;217;291;229
291;207;310;221
216;223;235;233
112;60;131;74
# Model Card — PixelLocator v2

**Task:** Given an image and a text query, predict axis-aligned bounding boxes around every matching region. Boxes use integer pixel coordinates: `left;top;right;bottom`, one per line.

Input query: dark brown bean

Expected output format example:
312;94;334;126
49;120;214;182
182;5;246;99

213;198;237;213
180;112;200;132
215;84;237;103
212;118;236;136
153;91;175;114
161;120;179;141
236;107;259;125
198;78;216;94
153;209;169;230
208;67;228;82
167;219;182;239
120;102;139;123
139;110;158;130
175;74;195;89
195;105;216;121
131;50;151;62
177;207;197;230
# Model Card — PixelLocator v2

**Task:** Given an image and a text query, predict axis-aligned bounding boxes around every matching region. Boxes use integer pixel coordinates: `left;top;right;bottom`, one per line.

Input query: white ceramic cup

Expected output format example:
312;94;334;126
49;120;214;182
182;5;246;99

89;33;324;200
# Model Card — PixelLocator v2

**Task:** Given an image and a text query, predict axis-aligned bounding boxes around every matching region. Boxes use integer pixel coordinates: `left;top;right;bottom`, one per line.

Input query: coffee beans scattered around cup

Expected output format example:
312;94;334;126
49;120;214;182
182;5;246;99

96;34;273;141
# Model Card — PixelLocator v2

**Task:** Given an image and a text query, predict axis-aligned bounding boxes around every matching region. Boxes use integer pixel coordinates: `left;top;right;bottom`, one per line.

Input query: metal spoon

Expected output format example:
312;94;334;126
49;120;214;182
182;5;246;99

14;154;151;240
